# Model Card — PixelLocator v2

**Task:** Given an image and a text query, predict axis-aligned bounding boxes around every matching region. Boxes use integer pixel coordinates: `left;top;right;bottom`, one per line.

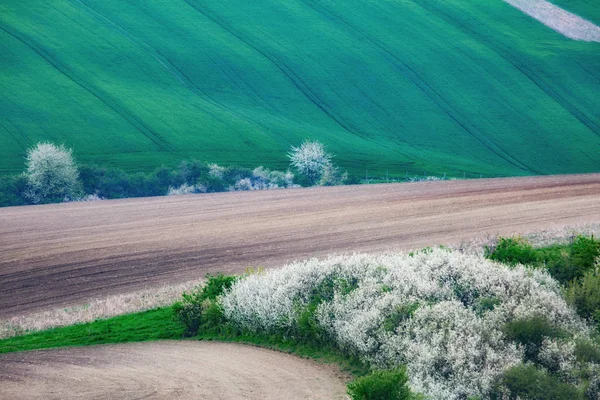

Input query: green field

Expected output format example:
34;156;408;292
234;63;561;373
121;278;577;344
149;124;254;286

1;0;599;177
549;0;600;25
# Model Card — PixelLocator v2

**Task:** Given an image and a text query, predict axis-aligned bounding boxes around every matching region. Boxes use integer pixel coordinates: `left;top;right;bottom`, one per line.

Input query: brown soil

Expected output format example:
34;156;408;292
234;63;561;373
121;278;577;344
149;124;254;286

0;341;348;399
1;174;599;318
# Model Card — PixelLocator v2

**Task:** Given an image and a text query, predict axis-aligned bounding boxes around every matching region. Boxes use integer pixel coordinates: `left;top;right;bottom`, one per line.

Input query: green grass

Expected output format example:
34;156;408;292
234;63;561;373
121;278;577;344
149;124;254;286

0;0;599;178
0;307;184;354
0;305;368;376
549;0;600;25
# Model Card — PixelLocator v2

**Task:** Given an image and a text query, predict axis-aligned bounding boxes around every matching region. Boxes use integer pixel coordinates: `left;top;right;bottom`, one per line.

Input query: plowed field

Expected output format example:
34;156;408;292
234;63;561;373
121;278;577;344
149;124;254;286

1;174;599;318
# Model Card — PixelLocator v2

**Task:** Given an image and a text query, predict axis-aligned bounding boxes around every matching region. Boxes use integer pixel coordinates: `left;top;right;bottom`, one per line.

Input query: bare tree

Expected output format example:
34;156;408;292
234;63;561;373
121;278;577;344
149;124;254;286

24;142;81;204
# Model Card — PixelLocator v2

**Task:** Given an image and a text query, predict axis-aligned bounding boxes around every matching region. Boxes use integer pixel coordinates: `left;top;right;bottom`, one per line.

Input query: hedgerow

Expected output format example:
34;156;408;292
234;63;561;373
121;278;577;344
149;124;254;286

179;248;600;399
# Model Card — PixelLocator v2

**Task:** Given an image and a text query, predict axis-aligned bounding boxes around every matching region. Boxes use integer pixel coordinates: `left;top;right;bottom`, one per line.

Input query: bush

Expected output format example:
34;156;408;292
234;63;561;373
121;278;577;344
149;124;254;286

318;163;347;186
502;315;565;363
485;235;600;285
495;364;580;400
546;236;599;284
177;159;209;185
0;174;28;207
571;236;600;271
24;142;82;203
565;271;600;323
574;339;600;364
220;249;589;399
347;368;412;400
485;237;538;266
173;274;237;336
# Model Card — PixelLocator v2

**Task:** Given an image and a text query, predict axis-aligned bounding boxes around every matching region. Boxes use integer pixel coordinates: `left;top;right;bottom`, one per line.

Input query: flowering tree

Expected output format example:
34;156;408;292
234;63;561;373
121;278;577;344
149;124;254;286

24;142;81;203
288;140;333;185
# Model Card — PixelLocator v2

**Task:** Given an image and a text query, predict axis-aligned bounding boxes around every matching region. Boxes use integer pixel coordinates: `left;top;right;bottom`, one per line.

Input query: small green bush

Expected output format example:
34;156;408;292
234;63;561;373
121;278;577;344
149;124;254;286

347;368;412;400
502;315;564;363
548;236;600;284
0;174;28;207
382;303;419;332
574;339;600;364
173;274;237;335
565;271;600;323
485;237;538;266
571;236;600;272
495;364;580;400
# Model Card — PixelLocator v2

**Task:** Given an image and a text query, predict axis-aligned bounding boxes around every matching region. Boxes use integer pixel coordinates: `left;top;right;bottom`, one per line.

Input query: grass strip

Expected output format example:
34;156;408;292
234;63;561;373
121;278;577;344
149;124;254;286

0;306;183;354
0;306;367;377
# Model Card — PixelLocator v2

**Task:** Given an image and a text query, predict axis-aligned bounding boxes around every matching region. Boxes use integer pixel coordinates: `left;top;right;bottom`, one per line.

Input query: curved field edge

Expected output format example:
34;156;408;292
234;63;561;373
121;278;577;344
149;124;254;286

1;0;599;177
3;236;600;398
0;306;369;379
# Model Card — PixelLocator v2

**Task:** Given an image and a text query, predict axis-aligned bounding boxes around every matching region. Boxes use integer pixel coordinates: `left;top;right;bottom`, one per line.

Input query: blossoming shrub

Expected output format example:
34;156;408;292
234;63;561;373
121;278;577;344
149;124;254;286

219;248;598;399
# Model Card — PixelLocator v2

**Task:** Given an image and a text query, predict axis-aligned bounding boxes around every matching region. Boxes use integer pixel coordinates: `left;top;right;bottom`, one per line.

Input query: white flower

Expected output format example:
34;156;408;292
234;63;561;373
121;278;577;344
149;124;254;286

219;248;594;399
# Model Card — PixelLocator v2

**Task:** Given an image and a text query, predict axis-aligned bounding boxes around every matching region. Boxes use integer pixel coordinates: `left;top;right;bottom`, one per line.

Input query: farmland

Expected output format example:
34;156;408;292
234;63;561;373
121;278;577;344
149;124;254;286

0;341;348;399
1;175;600;398
549;0;600;24
1;174;599;318
1;0;599;178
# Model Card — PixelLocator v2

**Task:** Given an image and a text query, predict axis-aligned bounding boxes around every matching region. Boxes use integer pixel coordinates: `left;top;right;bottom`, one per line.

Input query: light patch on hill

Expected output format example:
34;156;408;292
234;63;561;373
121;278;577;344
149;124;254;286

505;0;600;42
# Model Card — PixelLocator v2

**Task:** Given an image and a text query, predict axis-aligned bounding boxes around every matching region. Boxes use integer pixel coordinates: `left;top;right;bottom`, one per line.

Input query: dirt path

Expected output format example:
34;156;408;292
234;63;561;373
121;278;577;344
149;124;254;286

1;174;599;318
505;0;600;42
0;341;348;399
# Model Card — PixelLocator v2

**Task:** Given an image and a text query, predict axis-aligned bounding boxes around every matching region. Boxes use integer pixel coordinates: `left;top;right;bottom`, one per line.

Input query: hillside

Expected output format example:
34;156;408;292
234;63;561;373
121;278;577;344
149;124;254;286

1;0;599;177
550;0;600;24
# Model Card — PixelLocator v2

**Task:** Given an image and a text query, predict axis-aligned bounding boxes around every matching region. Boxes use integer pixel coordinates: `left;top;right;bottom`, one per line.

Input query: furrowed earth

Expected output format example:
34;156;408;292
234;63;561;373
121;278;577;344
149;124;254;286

1;174;599;319
1;175;600;398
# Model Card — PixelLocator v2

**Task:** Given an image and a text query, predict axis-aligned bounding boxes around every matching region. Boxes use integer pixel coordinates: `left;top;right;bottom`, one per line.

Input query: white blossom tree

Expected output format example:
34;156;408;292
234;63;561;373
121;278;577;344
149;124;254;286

24;142;81;204
288;140;333;185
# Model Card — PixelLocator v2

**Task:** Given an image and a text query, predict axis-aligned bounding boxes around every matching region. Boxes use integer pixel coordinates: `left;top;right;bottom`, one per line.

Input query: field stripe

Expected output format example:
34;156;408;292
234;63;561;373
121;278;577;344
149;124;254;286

413;0;600;139
505;0;600;42
0;24;173;152
299;0;538;174
181;0;372;140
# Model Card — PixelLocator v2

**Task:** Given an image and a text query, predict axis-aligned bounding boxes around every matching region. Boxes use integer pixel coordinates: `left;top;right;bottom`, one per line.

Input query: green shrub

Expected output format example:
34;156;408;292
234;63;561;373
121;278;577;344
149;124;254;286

347;368;412;400
571;236;600;271
495;364;580;400
383;303;419;332
565;271;600;323
173;274;237;335
502;315;564;363
548;236;600;284
485;237;538;266
574;339;600;364
0;174;28;207
177;159;209;185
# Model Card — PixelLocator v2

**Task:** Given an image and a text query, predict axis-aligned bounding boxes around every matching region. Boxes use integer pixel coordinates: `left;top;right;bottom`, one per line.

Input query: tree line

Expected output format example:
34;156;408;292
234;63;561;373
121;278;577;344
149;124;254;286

0;140;348;207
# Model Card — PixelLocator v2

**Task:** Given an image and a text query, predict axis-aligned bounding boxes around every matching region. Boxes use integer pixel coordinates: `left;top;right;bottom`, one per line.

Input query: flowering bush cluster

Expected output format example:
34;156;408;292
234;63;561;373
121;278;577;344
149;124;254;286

168;165;297;195
232;167;296;191
219;248;598;399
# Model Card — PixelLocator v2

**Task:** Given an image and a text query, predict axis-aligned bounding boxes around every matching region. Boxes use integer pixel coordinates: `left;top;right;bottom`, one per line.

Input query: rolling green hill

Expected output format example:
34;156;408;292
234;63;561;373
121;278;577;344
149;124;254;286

1;0;599;178
550;0;600;25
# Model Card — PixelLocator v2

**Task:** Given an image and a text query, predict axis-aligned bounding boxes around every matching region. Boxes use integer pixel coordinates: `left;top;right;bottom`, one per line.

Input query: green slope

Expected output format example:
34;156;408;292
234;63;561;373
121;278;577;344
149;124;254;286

549;0;600;25
1;0;599;177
